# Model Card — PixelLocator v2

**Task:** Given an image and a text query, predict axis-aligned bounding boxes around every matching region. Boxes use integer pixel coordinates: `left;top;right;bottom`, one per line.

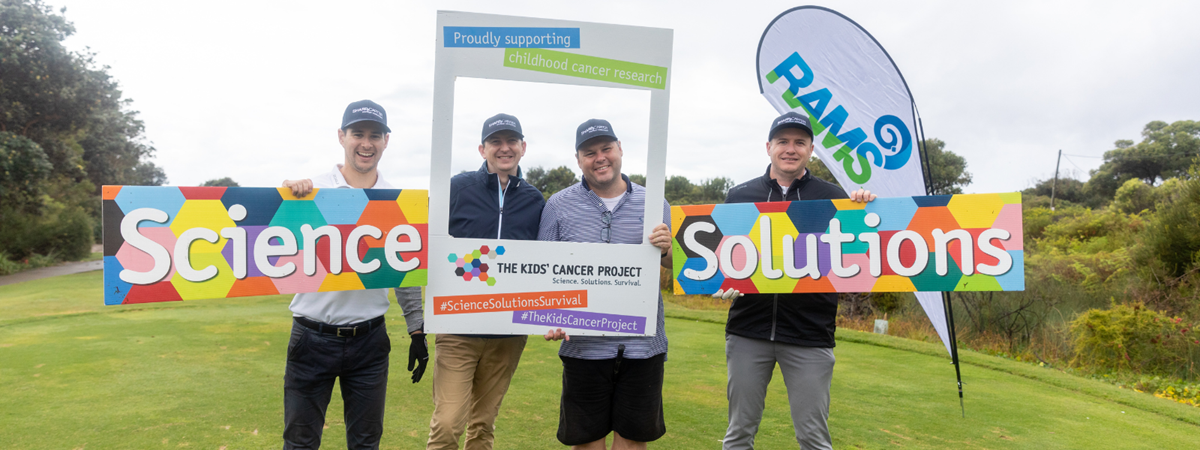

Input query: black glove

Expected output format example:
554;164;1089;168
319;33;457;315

408;332;429;383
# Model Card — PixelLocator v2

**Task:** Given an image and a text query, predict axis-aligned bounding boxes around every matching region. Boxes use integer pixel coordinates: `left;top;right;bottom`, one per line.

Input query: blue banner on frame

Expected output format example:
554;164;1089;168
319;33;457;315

443;26;580;48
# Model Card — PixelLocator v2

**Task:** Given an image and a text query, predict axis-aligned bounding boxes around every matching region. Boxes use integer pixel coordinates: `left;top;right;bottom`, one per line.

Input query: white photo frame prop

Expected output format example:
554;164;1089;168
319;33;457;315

426;11;673;336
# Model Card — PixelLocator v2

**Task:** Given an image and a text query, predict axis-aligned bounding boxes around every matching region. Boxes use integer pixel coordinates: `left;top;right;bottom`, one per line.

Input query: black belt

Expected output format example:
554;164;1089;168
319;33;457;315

295;315;384;338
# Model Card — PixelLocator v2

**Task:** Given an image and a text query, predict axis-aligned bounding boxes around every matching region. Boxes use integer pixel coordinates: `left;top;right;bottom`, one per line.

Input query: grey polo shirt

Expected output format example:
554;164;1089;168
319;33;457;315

537;175;670;360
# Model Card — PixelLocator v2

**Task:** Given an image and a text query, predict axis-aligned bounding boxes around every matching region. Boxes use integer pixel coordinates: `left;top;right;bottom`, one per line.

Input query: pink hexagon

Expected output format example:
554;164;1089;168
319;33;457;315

270;253;328;294
825;253;878;292
115;227;179;283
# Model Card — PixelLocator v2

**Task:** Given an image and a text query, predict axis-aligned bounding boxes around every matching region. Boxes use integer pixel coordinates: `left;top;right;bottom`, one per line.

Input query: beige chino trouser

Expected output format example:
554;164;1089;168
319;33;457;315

427;334;527;450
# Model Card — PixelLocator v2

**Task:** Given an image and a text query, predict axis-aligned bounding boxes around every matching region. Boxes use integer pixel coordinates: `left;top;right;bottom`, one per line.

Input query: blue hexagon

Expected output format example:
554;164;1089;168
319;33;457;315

995;250;1025;291
711;203;760;236
114;186;186;228
864;196;919;231
787;199;838;234
103;256;133;305
313;188;369;225
220;187;283;226
496;246;506;255
676;257;725;295
447;253;458;263
913;195;953;207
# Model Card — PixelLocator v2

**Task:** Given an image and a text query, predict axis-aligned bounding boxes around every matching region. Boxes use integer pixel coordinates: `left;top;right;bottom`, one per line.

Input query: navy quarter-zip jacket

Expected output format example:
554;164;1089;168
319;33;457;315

448;162;545;241
723;165;848;348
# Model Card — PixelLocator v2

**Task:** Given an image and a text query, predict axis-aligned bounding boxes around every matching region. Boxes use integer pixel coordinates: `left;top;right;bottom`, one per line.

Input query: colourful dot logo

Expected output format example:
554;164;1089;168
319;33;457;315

447;245;505;286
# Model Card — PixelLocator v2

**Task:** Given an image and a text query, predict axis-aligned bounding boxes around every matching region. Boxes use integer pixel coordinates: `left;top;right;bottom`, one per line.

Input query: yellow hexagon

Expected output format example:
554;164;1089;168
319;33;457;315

998;192;1022;204
320;272;366;292
670;206;686;238
946;194;1005;229
831;199;868;210
748;212;803;293
170;253;236;300
170;200;236;254
872;275;916;292
278;187;320;201
395;189;428;224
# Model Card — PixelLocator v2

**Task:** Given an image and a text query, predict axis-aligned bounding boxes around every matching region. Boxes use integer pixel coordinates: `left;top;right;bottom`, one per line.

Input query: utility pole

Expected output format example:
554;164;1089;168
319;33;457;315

1050;149;1062;211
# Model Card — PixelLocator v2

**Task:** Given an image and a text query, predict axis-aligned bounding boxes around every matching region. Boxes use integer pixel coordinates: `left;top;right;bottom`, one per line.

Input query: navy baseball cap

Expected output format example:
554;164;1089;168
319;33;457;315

341;100;391;133
481;113;523;143
768;111;813;140
575;118;618;149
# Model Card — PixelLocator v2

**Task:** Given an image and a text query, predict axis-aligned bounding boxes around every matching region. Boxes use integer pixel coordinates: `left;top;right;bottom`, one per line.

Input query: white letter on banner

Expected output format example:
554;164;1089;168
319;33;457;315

385;225;421;272
821;219;859;278
886;230;929;277
860;213;882;277
255;226;297;278
220;228;247;279
976;229;1013;276
301;225;342;276
759;216;782;280
682;222;718;281
933;229;973;276
719;235;758;280
174;228;219;282
782;234;821;280
347;225;382;273
119;208;171;284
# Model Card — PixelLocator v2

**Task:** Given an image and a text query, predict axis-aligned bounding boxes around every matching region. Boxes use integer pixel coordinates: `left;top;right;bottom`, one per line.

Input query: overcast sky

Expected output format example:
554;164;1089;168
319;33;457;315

49;0;1200;194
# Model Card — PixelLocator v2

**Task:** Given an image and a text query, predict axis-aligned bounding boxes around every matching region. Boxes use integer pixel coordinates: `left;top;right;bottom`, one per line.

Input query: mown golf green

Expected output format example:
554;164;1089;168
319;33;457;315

2;272;1198;449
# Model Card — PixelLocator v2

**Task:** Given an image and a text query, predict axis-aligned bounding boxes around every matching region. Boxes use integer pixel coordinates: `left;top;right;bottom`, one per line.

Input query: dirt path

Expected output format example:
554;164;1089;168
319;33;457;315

0;245;105;287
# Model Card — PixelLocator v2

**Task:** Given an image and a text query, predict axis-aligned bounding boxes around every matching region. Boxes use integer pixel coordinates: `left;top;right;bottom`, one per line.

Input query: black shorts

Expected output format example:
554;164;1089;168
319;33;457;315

557;352;667;445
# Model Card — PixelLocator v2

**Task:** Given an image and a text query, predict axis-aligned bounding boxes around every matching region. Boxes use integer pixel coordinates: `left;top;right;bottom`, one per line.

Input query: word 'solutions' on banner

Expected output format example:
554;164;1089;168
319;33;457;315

101;186;428;305
671;193;1025;294
427;11;673;336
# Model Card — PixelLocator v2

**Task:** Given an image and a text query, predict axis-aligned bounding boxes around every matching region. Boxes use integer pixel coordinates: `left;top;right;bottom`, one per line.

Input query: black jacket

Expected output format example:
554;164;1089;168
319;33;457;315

448;163;545;240
723;165;848;347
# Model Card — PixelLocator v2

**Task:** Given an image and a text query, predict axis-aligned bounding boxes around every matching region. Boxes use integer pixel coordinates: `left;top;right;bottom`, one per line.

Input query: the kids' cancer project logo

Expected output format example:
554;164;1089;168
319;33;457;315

447;245;505;286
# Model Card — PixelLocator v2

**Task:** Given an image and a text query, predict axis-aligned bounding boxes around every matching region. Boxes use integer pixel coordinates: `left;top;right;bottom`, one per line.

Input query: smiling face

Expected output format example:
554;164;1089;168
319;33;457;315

339;122;389;174
766;127;814;182
478;130;526;177
576;137;624;195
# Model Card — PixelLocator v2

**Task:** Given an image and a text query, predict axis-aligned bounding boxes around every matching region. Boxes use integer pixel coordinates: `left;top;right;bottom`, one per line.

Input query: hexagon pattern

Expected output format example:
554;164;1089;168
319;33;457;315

446;245;504;287
104;186;428;304
673;193;1024;294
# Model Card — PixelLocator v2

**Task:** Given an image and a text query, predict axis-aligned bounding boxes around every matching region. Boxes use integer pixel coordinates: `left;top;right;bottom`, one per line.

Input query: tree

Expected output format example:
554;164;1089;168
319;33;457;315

1022;176;1099;208
201;177;240;187
807;156;835;182
923;138;972;195
0;0;166;189
0;0;166;261
1086;120;1200;200
524;166;578;199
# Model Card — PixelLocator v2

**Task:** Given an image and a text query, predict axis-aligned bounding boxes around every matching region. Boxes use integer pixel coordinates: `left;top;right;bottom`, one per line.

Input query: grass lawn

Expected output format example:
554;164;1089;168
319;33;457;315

1;272;1198;449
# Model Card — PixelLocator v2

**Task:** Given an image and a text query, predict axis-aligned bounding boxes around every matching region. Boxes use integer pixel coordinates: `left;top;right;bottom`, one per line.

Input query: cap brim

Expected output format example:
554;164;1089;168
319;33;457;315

483;128;524;143
342;118;391;133
769;123;812;140
576;134;617;149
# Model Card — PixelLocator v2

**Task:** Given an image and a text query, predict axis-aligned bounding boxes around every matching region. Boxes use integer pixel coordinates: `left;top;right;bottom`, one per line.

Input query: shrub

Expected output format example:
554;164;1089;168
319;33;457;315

1070;302;1200;380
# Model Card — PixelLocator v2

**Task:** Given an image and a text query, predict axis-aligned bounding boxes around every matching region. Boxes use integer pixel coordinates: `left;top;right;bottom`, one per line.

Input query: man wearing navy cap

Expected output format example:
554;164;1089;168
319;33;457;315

541;119;673;450
280;100;426;450
426;113;545;450
719;111;875;450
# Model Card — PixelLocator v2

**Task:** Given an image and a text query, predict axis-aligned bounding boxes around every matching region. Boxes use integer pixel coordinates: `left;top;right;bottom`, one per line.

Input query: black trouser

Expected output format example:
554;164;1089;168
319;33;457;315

283;318;391;450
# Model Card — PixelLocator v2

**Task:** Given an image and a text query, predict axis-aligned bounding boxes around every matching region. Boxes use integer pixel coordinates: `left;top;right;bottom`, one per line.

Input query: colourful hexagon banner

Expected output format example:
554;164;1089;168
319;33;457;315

102;186;428;305
670;193;1024;294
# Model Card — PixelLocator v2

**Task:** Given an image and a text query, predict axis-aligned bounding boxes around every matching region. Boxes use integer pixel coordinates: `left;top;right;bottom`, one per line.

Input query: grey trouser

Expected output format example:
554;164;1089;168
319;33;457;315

723;334;834;450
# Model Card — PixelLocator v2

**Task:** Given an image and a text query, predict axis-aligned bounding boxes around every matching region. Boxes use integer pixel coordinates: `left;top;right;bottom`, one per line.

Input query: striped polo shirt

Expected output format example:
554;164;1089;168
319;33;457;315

537;174;670;360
